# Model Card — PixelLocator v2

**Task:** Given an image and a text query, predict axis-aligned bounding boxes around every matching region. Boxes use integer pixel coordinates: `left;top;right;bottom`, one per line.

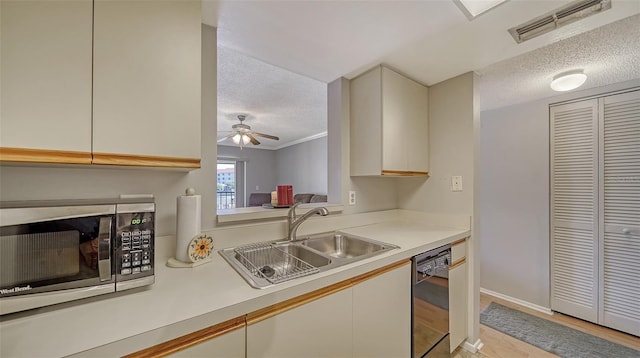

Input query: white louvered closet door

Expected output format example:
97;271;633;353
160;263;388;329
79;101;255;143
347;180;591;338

599;90;640;336
550;99;599;323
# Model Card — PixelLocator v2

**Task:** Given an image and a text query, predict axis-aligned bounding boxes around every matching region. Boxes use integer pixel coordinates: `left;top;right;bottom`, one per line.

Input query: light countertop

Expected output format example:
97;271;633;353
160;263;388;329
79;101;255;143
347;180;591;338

0;212;470;357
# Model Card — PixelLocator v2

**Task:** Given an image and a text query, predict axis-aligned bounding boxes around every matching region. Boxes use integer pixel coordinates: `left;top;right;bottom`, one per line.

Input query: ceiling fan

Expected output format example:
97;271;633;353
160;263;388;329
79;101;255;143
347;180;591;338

218;114;280;149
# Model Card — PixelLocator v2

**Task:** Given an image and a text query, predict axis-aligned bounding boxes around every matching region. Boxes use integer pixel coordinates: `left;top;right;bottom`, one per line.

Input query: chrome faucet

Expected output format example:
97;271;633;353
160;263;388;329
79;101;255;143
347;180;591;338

287;202;329;241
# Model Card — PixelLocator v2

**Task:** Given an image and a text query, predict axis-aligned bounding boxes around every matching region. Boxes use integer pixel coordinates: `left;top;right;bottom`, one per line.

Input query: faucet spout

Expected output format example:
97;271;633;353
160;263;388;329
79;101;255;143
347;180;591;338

287;203;329;241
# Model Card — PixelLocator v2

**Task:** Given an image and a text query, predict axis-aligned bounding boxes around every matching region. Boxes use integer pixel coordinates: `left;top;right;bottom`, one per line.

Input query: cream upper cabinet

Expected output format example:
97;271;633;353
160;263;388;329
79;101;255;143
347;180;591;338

350;65;429;176
0;0;93;163
92;0;201;166
0;0;201;168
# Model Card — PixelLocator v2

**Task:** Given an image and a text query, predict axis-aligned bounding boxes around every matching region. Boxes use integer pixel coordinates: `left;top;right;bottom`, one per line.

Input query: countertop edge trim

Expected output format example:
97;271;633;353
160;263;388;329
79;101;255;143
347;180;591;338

123;316;246;358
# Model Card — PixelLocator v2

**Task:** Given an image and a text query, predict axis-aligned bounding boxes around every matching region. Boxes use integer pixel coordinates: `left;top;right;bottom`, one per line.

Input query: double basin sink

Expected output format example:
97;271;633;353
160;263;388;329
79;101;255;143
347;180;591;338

219;232;399;288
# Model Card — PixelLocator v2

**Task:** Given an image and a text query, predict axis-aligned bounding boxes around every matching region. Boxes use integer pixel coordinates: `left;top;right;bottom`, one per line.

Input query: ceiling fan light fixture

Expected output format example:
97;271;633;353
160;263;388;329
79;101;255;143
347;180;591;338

550;70;587;92
232;133;250;145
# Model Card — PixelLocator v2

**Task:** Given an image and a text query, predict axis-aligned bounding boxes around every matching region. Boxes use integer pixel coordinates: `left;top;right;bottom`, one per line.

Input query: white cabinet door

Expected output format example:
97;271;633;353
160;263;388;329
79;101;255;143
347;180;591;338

353;262;411;358
382;67;429;174
599;90;640;336
246;288;353;357
93;0;201;162
449;247;467;352
550;99;600;323
168;328;245;358
1;0;92;159
350;65;429;176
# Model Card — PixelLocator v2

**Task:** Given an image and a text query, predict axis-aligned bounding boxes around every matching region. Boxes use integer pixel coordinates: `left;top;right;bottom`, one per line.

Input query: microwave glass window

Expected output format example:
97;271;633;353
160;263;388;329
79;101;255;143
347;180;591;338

0;216;114;292
0;231;79;287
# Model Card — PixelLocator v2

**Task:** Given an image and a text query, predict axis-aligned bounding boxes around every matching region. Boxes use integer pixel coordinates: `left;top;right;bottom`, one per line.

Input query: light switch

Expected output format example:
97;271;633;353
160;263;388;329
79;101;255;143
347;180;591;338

451;176;463;192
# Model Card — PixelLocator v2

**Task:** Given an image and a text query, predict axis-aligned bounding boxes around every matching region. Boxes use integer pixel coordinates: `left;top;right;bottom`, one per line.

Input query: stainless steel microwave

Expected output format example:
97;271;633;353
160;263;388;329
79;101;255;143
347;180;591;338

0;197;155;315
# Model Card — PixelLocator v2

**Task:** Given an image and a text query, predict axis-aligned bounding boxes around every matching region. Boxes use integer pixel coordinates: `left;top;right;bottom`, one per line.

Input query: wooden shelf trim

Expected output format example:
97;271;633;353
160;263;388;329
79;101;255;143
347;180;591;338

381;170;429;177
246;259;411;326
0;147;201;168
450;257;466;270
124;316;246;358
92;152;201;168
0;147;92;164
451;238;468;247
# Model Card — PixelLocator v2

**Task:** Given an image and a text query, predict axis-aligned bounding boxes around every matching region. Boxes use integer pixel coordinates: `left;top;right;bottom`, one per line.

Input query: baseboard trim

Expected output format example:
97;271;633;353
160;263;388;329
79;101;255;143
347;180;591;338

480;287;553;315
462;338;484;353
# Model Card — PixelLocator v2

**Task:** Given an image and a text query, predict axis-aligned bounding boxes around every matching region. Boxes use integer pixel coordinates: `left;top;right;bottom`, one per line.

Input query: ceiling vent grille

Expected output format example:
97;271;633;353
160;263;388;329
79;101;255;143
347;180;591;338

508;0;611;43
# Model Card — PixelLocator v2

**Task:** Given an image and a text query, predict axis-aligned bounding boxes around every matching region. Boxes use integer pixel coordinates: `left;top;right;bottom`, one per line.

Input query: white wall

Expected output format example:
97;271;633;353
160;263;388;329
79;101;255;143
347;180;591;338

275;136;327;195
478;78;640;308
0;25;219;237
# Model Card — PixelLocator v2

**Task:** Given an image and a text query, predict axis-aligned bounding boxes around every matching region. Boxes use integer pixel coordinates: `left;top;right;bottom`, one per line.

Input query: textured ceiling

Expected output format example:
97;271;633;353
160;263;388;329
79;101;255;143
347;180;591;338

210;1;640;149
217;46;327;150
478;14;640;111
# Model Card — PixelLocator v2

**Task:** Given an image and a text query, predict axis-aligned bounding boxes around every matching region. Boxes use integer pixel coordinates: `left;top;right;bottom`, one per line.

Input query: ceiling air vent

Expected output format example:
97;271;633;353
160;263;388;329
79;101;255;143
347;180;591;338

508;0;611;43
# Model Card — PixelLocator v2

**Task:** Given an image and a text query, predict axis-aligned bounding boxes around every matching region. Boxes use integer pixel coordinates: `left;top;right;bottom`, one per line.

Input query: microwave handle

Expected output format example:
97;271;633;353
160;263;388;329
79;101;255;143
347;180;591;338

98;217;112;282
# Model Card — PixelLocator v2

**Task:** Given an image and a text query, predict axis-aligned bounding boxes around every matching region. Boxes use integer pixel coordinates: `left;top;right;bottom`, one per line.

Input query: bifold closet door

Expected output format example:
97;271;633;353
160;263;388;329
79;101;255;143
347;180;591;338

599;90;640;336
550;99;599;323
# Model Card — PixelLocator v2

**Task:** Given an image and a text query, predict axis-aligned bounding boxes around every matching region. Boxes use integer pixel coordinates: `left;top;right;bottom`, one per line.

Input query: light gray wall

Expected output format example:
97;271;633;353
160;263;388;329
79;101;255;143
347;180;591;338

480;100;550;307
217;145;278;204
275;136;327;195
397;72;475;215
396;72;479;343
0;25;219;237
478;78;640;308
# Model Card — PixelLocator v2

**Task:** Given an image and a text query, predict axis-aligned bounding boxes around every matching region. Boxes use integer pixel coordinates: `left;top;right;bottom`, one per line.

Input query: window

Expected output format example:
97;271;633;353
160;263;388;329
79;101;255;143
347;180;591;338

217;160;246;209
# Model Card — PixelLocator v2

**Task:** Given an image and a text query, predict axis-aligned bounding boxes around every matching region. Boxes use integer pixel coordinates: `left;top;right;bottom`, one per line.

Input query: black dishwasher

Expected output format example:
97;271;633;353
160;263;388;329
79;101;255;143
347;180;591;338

412;244;451;357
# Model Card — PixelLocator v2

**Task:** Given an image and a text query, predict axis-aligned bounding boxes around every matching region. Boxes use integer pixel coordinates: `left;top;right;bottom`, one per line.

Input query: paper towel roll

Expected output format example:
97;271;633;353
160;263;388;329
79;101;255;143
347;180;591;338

175;189;201;263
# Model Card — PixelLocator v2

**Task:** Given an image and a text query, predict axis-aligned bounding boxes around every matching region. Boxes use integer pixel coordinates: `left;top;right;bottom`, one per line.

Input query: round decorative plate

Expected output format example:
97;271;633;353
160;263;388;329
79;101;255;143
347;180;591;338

188;234;214;262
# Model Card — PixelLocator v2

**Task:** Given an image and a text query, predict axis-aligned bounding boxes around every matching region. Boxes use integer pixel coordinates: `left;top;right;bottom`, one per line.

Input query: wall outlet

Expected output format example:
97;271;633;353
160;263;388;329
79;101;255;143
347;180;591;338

349;191;356;205
451;176;463;192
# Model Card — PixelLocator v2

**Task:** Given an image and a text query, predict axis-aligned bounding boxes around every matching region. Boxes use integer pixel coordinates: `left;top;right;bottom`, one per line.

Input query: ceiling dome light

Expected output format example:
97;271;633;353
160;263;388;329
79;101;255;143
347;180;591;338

550;70;587;92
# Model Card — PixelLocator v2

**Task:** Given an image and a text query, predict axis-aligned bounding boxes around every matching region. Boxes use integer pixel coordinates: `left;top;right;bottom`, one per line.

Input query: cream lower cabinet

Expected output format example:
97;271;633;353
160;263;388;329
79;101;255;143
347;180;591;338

247;288;353;357
353;262;411;357
247;261;411;358
449;239;468;352
167;328;244;358
124;317;245;358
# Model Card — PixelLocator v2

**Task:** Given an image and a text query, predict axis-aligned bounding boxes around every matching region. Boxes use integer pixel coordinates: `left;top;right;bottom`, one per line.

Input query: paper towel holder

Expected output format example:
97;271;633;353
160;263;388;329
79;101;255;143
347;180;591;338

167;187;213;268
167;234;214;268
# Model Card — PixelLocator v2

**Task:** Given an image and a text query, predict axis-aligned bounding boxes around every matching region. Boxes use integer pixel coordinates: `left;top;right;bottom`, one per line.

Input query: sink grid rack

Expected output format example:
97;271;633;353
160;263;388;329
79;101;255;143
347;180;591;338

233;242;320;284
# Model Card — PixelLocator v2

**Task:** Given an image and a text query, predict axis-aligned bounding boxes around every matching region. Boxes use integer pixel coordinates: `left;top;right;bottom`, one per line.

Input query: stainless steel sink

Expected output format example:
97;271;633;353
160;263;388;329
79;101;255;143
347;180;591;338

219;232;398;289
301;234;388;259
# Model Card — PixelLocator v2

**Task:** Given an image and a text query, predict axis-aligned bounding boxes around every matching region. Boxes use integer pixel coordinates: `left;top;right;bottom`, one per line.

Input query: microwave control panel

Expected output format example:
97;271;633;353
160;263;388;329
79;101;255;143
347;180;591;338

116;210;155;281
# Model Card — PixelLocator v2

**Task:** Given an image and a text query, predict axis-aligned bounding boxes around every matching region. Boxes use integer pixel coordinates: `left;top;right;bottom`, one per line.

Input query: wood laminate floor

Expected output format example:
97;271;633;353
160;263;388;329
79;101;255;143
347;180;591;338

452;292;640;358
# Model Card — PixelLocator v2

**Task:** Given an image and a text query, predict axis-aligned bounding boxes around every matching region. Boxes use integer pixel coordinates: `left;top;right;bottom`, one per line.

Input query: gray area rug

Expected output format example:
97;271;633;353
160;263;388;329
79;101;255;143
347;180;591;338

480;302;640;358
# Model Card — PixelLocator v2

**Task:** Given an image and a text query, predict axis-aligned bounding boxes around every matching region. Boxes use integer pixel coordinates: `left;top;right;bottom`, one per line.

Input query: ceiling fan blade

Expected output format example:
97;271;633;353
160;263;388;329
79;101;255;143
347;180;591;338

247;133;260;145
217;133;235;143
252;132;280;141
